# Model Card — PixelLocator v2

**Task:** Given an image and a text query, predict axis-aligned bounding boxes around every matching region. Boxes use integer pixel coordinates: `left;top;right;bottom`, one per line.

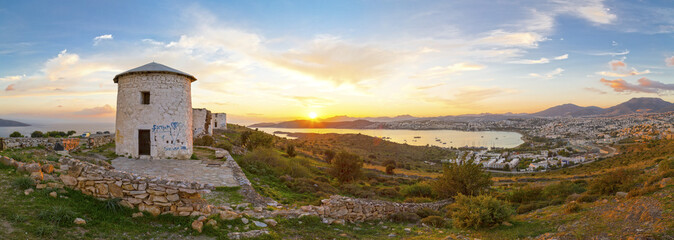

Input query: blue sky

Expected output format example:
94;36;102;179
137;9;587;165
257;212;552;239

1;0;674;124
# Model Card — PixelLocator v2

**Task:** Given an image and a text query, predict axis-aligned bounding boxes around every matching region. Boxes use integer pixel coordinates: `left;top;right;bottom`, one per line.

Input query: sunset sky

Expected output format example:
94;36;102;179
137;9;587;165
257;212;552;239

1;0;674;124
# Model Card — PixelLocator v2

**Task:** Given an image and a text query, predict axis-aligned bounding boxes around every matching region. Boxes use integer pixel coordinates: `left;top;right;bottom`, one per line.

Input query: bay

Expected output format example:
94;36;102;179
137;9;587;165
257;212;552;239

257;127;524;148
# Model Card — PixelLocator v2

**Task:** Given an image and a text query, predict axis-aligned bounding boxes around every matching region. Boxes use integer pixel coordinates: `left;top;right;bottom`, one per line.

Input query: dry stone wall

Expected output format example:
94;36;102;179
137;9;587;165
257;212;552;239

0;135;114;151
307;195;452;222
59;157;215;216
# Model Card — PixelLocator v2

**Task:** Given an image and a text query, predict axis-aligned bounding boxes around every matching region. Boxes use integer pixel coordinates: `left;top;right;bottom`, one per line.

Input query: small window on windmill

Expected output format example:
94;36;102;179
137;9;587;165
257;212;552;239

141;91;150;105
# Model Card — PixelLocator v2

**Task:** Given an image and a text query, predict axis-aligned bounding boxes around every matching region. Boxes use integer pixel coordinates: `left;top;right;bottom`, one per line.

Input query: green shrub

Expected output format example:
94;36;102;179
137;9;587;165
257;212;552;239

103;198;123;212
242;148;312;178
12;176;34;190
329;151;363;183
421;216;446;228
576;193;599;203
383;159;396;175
416;207;441;219
286;144;297;157
9;131;23;138
37;206;76;226
388;212;420;223
509;186;543;203
589;168;640;195
402;182;434;198
564;201;581;214
515;202;549;214
194;135;214;146
323;149;336;163
376;187;400;199
542;181;586;200
342;184;375;198
244;131;274;151
214;142;233;152
31;131;45;138
404;197;433;203
432;162;492;199
190;154;199;160
450;194;513;229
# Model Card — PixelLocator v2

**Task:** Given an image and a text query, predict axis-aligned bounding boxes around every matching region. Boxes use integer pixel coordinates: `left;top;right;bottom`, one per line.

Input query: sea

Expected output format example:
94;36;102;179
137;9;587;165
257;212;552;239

1;123;524;149
257;127;524;148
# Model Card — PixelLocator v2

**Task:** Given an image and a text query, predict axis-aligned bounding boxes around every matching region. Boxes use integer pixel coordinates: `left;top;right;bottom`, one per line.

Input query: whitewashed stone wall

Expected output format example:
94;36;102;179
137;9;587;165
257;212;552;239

192;108;213;137
115;73;193;159
214;113;227;130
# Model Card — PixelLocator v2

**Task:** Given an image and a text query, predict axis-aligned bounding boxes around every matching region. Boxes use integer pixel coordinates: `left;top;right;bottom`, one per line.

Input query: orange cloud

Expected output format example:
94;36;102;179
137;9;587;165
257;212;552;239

72;104;115;117
599;77;674;93
5;84;14;91
597;60;650;77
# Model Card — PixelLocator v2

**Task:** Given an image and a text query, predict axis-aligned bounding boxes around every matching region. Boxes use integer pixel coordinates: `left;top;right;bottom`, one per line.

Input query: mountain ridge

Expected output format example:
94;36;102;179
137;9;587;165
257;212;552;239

0;118;30;127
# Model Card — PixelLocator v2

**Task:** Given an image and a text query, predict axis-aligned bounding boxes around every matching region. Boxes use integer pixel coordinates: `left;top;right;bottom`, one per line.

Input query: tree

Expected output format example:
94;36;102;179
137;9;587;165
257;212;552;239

286;144;297;157
432;161;492;199
31;131;44;138
246;131;273;151
323;149;336;164
503;163;510;171
383;159;396;175
9;131;23;138
450;194;513;229
329;151;363;183
240;131;252;147
67;130;77;136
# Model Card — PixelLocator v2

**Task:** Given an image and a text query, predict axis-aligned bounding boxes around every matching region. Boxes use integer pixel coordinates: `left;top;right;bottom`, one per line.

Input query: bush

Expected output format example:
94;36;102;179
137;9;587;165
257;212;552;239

421;216;446;228
509;186;543;203
245;131;274;151
564;201;581;214
37;206;76;226
432;162;492;199
589;168;640;195
242;148;312;178
286;144;297;157
31;131;45;138
383;159;396;175
9;131;23;137
542;181;586;201
12;176;35;190
416;208;441;219
323;149;336;163
214;142;233;152
389;212;420;223
515;202;549;214
376;187;400;199
659;158;674;172
402;182;434;198
576;193;600;203
450;194;513;229
194;135;214;146
404;197;434;203
329;151;363;183
190;154;199;160
103;198;123;212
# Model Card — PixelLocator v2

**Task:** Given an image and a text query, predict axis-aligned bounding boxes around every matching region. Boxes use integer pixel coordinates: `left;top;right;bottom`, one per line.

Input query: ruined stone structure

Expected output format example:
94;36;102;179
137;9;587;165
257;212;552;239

214;113;227;130
192;108;213;137
114;62;196;159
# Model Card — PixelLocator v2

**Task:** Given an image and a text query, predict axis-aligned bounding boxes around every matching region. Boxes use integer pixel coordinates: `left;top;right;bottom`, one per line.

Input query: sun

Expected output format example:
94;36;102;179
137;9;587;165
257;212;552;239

308;112;318;119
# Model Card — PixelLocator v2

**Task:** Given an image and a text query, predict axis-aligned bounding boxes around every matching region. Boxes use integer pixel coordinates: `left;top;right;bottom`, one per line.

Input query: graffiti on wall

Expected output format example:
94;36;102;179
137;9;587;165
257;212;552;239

152;122;187;151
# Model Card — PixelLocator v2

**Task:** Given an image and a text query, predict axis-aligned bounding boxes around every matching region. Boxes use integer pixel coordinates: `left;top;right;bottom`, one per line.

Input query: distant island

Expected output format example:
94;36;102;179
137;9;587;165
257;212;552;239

0;118;30;127
251;97;674;129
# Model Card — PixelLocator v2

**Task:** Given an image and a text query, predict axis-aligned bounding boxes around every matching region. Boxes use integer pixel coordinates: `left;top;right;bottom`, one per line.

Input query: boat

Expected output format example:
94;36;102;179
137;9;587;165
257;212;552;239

414;136;421;139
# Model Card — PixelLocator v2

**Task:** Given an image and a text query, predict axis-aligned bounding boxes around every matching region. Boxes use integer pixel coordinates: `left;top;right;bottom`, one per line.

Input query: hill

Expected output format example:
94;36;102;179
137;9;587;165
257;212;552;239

0;118;29;127
533;97;674;117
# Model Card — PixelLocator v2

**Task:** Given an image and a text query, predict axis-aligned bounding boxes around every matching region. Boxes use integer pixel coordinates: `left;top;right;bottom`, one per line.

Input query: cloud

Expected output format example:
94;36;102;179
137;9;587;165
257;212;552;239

0;75;24;82
479;30;547;48
510;57;550;64
553;54;569;60
413;63;485;79
93;34;113;45
415;83;445;90
264;36;403;86
73;104;115;116
423;86;516;108
584;87;607;94
597;60;650;77
666;56;674;67
287;96;335;108
553;0;617;25
599;77;674;93
529;68;564;79
5;84;15;91
587;50;629;56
